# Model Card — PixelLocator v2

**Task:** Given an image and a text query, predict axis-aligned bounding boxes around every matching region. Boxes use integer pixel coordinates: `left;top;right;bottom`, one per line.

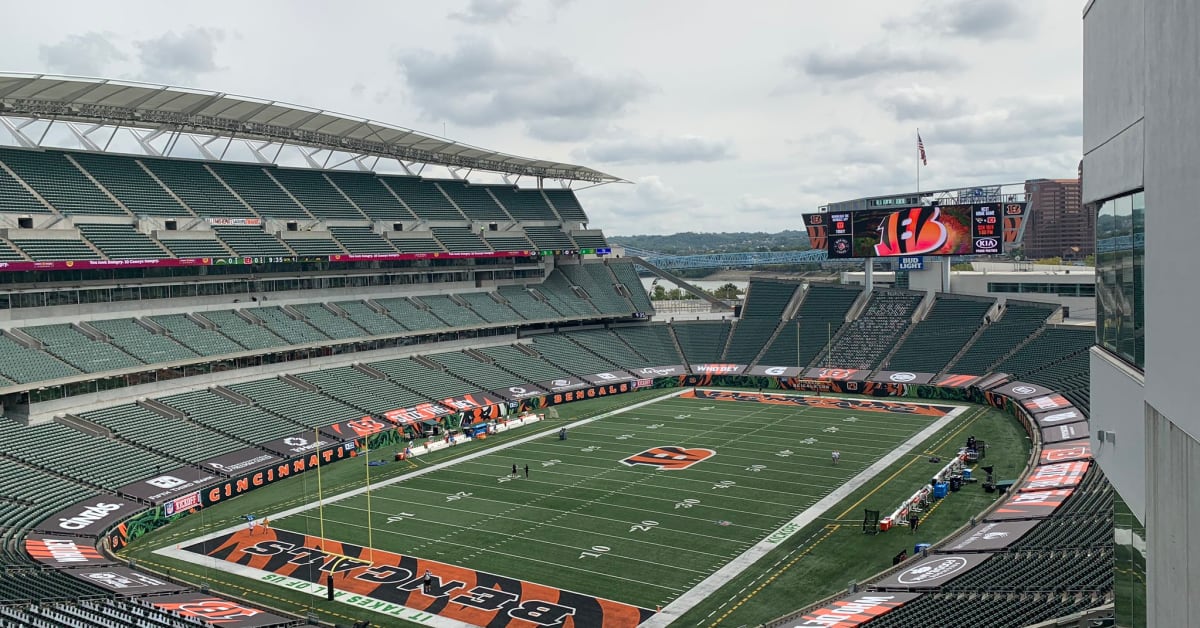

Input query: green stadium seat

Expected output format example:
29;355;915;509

270;168;366;220
324;171;416;221
541;189;590;224
330;226;397;254
77;223;169;259
0;149;125;216
207;163;311;220
431;227;490;253
725;279;800;363
436;181;509;221
488;186;559;221
71;151;193;216
140;157;255;217
212;225;293;257
382;176;464;221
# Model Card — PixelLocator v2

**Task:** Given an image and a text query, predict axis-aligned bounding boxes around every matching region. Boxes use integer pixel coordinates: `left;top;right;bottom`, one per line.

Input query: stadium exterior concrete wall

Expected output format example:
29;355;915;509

1086;0;1200;625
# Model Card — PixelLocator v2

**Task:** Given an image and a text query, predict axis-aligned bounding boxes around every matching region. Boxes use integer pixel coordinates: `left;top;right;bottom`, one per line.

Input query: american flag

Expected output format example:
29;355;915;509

917;132;928;166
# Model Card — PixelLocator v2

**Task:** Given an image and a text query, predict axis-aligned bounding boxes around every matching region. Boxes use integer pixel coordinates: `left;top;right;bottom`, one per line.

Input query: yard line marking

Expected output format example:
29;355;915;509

286;511;714;573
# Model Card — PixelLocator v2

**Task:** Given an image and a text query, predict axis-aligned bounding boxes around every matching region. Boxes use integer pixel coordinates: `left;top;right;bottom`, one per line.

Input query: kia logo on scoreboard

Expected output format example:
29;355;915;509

973;237;1001;254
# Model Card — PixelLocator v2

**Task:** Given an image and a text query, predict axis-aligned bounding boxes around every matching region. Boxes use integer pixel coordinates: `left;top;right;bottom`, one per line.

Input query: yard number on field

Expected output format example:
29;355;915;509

446;491;472;502
746;464;767;472
776;449;794;457
615;434;635;440
541;459;561;467
387;512;415;523
712;480;737;490
581;446;601;453
629;520;659;533
579;545;610;559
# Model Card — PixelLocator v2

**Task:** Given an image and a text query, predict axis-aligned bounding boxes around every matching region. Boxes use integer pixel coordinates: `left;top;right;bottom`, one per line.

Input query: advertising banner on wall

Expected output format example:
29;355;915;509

935;374;982;388
939;520;1040;553
804;367;869;381
629;365;688;378
25;534;115;567
1021;393;1074;413
117;467;221;504
198;448;284;477
583;370;635;384
261;431;341;457
33;495;145;538
794;592;922;627
1031;406;1086;429
986;488;1076;521
1040;439;1092;465
69;566;187;594
490;384;546;400
989;381;1052;400
872;553;992;589
746;365;804;377
1019;460;1091;492
690;364;747;375
1041;421;1090;444
871;371;936;385
383;402;453;423
536;376;590;393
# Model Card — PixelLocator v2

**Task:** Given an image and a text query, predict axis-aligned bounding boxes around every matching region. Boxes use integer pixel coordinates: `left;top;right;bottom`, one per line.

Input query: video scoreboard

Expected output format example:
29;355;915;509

803;202;1028;259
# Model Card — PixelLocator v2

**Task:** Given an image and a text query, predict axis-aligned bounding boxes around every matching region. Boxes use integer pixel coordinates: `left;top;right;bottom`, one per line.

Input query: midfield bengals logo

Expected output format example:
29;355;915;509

621;446;714;470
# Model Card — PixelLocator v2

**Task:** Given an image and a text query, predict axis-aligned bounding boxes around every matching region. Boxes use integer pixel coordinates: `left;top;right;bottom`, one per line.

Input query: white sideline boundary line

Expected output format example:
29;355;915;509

638;399;969;628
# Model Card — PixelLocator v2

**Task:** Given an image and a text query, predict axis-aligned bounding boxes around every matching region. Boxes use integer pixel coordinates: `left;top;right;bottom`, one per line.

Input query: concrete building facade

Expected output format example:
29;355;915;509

1084;0;1200;625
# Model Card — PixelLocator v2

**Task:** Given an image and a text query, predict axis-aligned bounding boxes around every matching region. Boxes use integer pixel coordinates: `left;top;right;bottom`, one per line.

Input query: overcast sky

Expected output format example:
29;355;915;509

1;0;1082;236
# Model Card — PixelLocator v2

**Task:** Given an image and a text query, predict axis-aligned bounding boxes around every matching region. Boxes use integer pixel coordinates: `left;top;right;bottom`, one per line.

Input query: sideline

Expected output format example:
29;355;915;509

639;402;967;627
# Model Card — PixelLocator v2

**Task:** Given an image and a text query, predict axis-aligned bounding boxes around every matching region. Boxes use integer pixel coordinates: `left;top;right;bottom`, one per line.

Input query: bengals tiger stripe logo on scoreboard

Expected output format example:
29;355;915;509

873;206;948;256
621;446;715;470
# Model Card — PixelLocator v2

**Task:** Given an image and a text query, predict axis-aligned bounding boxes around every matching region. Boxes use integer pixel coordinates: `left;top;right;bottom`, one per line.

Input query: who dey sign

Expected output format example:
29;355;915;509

897;256;924;270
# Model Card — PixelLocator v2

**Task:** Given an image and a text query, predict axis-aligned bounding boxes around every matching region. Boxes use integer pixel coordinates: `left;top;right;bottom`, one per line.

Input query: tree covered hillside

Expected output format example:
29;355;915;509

610;230;811;254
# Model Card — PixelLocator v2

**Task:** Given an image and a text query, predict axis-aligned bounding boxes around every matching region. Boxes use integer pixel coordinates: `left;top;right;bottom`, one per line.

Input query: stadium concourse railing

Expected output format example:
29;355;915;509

22;368;1090;627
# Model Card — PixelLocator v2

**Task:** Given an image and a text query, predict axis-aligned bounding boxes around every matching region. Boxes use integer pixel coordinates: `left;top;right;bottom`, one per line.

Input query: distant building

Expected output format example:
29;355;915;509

1023;171;1090;260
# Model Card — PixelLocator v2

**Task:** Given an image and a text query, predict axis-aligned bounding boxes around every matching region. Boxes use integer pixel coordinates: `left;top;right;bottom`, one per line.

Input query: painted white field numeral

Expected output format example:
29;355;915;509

386;512;415;523
541;459;562;467
712;480;737;490
446;491;472;502
799;438;818;445
629;520;659;533
675;498;701;509
498;476;513;483
646;423;664;430
615;434;635;440
776;449;795;457
581;446;601;453
579;545;610;559
745;464;767;472
823;426;840;433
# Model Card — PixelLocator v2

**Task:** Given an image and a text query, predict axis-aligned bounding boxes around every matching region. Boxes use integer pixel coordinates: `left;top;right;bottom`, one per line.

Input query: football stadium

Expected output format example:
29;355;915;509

0;3;1183;622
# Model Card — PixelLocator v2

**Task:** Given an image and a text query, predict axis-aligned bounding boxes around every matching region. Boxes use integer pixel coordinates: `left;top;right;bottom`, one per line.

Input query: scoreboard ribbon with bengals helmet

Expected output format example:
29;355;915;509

803;202;1027;259
185;527;655;627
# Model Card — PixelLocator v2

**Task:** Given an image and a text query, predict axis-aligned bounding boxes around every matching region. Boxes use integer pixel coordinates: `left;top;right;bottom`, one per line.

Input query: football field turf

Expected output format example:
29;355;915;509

159;390;969;625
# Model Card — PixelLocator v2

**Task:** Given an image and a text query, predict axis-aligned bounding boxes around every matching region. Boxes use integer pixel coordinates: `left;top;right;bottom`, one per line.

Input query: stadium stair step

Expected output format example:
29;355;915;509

940;313;998;376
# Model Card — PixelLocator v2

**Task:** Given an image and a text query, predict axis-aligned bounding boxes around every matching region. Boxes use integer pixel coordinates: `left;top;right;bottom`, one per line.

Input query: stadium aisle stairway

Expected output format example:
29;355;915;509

948;301;1059;375
757;285;860;367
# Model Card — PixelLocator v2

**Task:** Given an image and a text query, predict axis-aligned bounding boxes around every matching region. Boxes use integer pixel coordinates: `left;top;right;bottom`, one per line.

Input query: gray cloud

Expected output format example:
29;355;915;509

39;32;126;77
572;135;734;165
396;37;649;141
583;176;723;234
930;96;1081;145
449;0;521;24
134;27;225;84
794;45;964;81
896;0;1029;39
877;84;972;121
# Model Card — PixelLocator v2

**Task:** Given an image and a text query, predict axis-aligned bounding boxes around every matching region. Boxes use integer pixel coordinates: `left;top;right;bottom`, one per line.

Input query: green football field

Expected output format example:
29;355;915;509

261;392;953;610
136;388;1028;627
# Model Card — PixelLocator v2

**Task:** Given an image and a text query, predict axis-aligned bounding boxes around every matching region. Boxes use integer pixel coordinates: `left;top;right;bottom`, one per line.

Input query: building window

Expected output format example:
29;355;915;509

1094;189;1144;367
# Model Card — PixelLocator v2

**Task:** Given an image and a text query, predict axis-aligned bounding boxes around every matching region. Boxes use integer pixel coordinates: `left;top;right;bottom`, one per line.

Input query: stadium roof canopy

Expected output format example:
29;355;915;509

0;73;621;183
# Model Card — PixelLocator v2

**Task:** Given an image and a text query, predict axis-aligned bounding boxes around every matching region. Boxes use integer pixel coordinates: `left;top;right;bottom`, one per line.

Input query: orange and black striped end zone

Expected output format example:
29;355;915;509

186;528;656;627
680;389;954;417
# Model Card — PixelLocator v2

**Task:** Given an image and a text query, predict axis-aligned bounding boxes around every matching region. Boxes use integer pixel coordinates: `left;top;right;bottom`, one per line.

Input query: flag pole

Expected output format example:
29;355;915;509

316;426;327;546
916;128;921;196
364;435;375;561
